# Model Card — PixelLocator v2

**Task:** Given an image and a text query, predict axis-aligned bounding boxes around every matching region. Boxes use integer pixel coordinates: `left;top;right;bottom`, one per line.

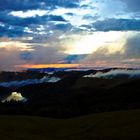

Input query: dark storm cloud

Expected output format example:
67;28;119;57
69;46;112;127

0;0;79;37
64;54;87;64
25;45;66;64
0;24;25;37
121;0;140;12
124;34;140;58
54;23;72;31
20;52;33;61
0;12;67;27
1;0;139;38
0;0;40;11
93;18;140;31
0;38;67;71
0;11;68;37
0;0;79;11
0;13;37;27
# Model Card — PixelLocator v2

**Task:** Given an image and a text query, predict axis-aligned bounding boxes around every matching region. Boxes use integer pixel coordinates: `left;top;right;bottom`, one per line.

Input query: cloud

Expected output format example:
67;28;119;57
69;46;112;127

0;0;139;39
75;31;140;68
0;12;67;27
0;38;66;70
0;10;68;37
6;31;135;70
121;0;140;12
0;40;34;71
50;6;96;27
0;0;80;11
84;69;140;79
0;0;40;11
10;10;48;18
0;19;26;37
2;92;27;103
93;18;140;31
0;76;61;88
20;52;33;61
0;41;33;51
27;45;66;64
0;0;140;70
64;54;88;63
123;33;140;58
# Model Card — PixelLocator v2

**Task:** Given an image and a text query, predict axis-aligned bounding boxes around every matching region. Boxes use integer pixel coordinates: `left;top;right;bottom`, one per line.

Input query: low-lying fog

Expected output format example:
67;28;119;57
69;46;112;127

0;76;61;88
84;69;140;79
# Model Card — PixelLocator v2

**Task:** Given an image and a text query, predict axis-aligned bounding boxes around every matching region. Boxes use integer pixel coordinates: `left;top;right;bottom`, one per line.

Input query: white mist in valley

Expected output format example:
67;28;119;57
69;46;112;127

84;69;140;79
0;76;61;88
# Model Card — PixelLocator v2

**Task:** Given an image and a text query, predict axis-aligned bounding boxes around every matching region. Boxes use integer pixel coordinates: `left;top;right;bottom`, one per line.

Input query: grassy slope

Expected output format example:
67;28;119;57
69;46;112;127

0;110;140;140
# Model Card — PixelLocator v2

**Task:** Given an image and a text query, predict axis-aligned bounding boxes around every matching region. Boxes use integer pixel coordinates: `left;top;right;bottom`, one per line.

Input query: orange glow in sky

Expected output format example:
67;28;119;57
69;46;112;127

16;63;80;69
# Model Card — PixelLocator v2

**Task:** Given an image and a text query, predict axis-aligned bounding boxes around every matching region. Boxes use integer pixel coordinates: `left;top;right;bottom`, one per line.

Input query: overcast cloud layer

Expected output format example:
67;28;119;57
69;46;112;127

0;0;140;70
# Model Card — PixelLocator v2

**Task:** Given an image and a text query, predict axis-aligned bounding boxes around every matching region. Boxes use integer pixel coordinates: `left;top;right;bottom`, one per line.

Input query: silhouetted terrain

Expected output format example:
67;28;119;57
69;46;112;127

0;69;140;118
0;71;46;82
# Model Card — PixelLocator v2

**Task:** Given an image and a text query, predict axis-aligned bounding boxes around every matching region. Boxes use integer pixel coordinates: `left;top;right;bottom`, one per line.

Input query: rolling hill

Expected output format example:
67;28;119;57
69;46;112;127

0;110;140;140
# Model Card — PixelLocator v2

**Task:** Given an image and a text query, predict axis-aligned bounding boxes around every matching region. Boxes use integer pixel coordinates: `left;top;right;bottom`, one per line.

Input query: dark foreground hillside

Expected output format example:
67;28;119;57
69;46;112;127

0;110;140;140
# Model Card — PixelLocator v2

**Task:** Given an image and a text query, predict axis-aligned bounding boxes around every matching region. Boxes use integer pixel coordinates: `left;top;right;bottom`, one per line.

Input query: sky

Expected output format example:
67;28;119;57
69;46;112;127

0;0;140;71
